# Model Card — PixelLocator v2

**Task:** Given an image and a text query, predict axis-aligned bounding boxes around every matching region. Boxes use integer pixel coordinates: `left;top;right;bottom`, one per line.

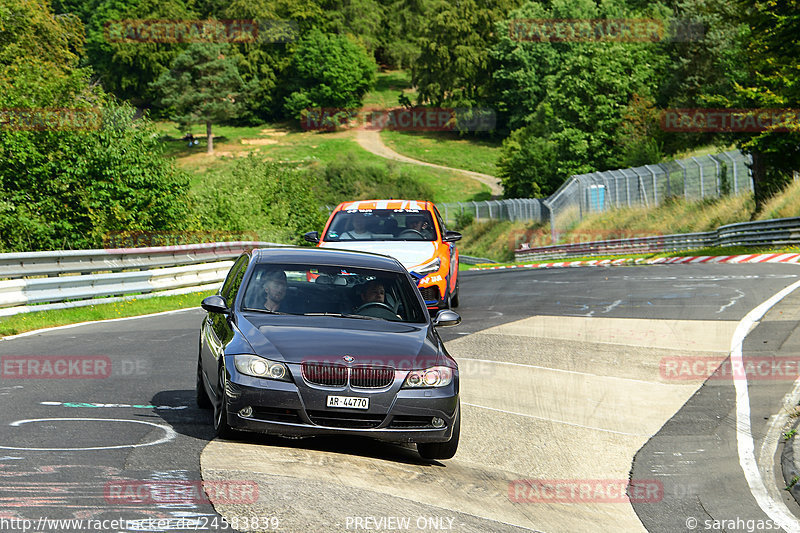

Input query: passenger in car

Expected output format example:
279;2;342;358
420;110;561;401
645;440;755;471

341;213;374;240
263;270;287;312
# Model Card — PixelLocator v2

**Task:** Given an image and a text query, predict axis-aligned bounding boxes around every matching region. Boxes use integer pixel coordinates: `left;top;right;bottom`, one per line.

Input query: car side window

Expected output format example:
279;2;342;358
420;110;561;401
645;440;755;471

221;254;249;304
433;207;447;239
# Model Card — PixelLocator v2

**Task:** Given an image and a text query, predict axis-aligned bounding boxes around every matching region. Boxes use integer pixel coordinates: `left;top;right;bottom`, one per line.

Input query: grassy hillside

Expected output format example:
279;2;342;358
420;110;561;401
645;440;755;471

156;121;489;204
458;181;800;262
380;130;502;176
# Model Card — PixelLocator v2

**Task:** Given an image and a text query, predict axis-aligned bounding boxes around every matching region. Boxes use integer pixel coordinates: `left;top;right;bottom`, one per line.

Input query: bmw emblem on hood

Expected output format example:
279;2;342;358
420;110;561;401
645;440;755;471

343;355;355;363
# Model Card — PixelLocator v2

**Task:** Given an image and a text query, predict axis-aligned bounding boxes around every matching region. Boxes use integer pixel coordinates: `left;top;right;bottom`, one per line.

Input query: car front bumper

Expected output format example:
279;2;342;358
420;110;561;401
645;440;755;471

223;365;459;443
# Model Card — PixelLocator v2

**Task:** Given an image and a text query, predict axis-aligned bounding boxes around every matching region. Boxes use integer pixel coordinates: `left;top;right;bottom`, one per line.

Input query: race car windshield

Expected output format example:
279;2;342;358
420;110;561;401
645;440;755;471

325;209;436;241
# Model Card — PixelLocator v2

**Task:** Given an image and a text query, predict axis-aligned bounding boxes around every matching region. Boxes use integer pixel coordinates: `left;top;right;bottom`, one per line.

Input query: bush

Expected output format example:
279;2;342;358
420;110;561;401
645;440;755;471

308;153;436;205
283;29;376;119
0;102;190;251
191;157;329;245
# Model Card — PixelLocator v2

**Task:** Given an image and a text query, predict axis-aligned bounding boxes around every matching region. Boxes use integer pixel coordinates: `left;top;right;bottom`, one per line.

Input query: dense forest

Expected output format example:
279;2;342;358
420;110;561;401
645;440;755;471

1;0;798;251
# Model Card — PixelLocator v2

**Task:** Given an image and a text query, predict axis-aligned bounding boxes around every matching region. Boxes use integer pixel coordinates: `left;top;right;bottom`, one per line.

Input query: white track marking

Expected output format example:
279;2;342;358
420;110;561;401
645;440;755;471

462;402;649;437
1;307;200;341
0;418;177;451
461;357;669;386
730;278;800;532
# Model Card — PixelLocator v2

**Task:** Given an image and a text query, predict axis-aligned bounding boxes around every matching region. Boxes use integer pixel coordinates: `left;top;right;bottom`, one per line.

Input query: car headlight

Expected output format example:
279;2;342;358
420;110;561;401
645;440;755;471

233;354;291;381
402;366;453;388
412;258;441;276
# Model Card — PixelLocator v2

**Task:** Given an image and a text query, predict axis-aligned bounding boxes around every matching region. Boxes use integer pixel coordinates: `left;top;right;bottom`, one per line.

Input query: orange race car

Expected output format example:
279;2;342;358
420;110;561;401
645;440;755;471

304;200;462;310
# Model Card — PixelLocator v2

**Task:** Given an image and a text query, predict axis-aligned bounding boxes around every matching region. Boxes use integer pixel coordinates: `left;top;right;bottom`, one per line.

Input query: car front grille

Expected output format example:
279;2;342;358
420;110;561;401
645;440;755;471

306;410;385;429
301;362;348;387
351;366;394;388
419;285;440;302
301;362;395;388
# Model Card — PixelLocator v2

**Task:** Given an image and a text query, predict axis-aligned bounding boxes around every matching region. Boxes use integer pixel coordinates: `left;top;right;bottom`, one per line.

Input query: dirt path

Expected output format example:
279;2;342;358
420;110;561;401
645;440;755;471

354;128;503;196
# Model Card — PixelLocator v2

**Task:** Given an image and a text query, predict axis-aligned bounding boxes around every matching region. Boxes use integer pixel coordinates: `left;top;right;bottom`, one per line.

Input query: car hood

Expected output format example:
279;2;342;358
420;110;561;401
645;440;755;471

237;314;445;369
319;241;436;271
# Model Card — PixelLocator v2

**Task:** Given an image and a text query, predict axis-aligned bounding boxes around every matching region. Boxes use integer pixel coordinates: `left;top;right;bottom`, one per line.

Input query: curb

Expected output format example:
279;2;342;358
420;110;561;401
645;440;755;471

781;416;800;503
473;253;800;271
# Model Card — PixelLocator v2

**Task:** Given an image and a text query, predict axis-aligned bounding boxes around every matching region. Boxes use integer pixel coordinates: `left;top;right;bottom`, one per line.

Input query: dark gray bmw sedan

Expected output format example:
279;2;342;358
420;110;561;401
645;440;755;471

197;247;462;460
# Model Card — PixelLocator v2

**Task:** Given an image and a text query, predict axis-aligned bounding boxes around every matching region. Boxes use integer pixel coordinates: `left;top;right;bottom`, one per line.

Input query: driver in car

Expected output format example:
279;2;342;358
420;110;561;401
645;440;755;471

353;279;402;320
357;279;385;305
402;215;434;239
263;270;288;312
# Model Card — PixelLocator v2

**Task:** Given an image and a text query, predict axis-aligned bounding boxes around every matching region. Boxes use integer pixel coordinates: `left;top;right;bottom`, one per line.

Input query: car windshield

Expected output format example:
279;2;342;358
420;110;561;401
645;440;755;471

241;263;427;323
324;209;436;242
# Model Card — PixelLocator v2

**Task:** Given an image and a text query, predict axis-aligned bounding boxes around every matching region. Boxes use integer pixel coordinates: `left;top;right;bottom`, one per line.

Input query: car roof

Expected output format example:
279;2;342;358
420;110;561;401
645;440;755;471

252;246;407;272
336;199;434;212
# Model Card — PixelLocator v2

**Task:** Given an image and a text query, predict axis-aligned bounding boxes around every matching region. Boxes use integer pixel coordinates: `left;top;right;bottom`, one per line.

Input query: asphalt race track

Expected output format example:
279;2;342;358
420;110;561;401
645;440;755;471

2;263;800;532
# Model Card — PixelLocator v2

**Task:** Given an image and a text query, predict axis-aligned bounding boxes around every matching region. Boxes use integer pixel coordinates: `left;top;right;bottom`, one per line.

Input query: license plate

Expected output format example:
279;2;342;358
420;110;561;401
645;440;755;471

326;395;369;409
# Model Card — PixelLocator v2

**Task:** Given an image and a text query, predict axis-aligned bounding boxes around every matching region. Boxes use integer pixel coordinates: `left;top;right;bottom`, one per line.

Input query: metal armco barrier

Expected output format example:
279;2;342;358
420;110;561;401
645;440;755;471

0;241;285;316
515;217;800;261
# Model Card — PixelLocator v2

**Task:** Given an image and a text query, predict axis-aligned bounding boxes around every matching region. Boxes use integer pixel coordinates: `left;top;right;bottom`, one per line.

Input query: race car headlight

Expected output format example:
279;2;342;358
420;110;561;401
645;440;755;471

412;258;441;276
402;366;453;388
234;355;290;381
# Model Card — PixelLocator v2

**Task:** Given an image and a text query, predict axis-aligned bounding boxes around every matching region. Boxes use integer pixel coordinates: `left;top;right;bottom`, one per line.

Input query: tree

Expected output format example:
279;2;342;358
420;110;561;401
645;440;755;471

413;0;520;107
0;0;189;252
151;43;245;153
722;0;800;211
282;29;376;119
493;0;670;197
78;0;197;108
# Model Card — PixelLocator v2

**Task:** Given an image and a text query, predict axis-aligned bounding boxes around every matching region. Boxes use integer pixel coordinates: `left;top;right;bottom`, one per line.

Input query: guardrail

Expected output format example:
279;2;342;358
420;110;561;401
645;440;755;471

515;217;800;261
0;241;284;316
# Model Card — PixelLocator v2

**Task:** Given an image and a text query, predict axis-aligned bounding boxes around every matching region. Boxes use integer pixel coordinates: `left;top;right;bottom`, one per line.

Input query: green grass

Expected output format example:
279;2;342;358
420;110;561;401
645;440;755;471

363;70;417;109
0;290;215;337
563;193;755;239
165;123;490;204
380;129;502;176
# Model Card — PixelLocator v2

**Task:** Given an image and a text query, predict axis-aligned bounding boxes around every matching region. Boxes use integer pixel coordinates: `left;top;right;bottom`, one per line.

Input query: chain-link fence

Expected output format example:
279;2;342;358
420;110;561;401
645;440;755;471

439;198;546;225
545;150;752;238
441;150;753;237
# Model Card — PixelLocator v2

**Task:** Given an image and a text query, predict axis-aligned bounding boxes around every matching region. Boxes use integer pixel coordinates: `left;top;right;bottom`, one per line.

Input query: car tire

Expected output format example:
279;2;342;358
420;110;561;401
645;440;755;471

213;366;235;439
196;354;212;409
417;403;460;460
451;283;460;308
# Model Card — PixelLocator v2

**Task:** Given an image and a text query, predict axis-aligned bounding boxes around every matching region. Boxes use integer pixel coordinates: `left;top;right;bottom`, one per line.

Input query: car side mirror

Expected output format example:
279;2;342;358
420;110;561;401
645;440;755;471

303;231;320;244
433;309;461;327
443;230;462;242
201;295;230;314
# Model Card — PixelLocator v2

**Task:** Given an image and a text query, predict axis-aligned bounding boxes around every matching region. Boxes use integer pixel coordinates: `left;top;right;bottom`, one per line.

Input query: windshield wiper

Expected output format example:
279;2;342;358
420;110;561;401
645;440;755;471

302;312;380;320
244;308;291;315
